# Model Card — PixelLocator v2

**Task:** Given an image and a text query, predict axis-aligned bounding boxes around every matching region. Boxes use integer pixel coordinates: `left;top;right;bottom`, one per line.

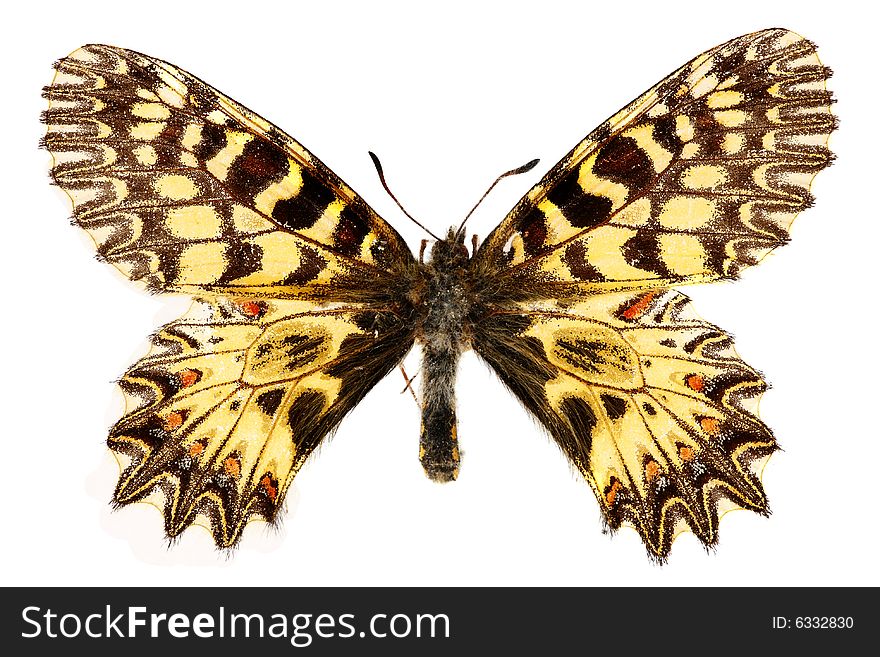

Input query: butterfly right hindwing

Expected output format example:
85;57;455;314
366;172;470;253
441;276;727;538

473;290;774;558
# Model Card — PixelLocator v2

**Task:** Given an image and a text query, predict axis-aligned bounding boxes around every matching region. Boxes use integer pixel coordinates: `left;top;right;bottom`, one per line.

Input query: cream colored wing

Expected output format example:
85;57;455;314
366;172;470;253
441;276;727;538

474;29;835;298
110;297;413;546
473;289;774;559
43;44;413;300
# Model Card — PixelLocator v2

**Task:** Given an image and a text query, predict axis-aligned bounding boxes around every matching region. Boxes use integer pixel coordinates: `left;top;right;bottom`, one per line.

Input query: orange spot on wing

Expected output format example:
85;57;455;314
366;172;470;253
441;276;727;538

700;417;721;436
177;369;201;388
189;441;206;457
622;291;657;320
605;480;622;505
260;474;278;502
223;456;241;478
679;446;695;462
685;374;704;392
645;460;660;481
164;411;184;431
238;300;264;318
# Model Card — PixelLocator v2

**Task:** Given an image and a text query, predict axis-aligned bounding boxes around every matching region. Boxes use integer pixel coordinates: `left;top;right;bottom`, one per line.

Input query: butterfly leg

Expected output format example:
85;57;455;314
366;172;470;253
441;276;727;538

398;364;420;407
471;234;478;255
419;239;428;263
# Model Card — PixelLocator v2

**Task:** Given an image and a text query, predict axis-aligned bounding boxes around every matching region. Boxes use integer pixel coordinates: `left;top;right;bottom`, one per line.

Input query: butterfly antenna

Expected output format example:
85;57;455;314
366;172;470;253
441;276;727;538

369;151;441;241
455;158;540;238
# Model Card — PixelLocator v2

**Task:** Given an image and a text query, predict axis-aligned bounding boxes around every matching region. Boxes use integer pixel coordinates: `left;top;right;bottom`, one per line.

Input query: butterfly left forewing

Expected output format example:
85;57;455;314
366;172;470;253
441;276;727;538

112;297;413;546
473;290;774;559
43;44;413;299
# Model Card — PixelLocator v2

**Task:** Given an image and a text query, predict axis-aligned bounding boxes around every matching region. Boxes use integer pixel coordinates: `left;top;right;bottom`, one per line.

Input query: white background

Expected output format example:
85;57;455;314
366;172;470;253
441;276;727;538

2;0;876;587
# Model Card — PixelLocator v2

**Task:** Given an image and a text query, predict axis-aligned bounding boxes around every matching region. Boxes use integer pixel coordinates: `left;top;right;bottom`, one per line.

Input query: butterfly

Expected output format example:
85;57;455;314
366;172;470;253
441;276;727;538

42;28;835;560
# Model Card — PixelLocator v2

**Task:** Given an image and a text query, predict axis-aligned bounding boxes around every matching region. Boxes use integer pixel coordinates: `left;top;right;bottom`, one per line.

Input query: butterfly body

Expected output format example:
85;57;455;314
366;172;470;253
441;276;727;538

43;30;835;559
410;228;471;481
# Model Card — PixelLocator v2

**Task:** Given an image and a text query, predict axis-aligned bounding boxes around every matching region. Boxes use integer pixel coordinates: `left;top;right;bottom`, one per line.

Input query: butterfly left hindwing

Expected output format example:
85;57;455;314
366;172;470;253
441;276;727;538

111;298;412;546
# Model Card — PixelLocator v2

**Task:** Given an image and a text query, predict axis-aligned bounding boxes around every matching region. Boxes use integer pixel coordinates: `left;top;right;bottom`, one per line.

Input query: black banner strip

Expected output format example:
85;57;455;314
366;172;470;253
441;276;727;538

1;587;871;654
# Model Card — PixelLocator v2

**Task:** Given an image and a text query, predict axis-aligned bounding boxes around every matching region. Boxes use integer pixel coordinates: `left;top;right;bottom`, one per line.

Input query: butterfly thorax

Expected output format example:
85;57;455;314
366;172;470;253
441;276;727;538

421;230;471;348
414;228;472;482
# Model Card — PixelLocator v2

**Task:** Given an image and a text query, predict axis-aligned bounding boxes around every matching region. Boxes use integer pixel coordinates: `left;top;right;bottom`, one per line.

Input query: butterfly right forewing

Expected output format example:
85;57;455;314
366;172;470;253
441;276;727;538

474;29;835;297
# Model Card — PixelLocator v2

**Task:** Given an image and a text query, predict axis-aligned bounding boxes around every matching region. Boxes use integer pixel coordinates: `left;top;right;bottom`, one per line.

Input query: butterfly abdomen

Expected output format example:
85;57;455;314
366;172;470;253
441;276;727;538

416;230;472;482
419;346;461;481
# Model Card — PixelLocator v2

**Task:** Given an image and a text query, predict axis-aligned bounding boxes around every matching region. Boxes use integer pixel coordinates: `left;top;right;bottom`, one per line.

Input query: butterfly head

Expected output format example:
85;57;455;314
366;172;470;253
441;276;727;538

430;227;470;268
